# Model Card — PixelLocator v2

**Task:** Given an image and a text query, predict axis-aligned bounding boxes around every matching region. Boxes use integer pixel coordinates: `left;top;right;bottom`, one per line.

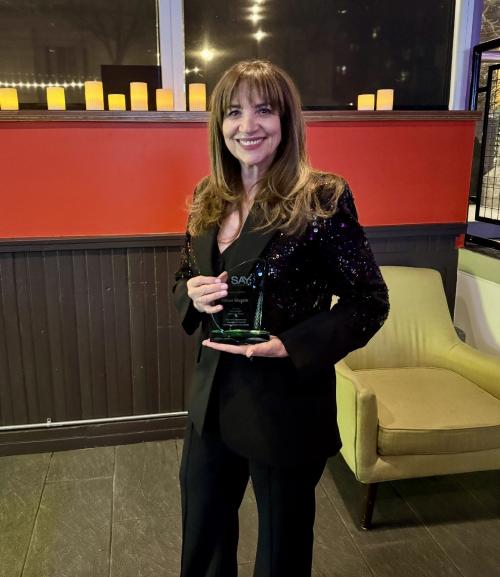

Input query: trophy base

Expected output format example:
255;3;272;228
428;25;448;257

209;329;270;345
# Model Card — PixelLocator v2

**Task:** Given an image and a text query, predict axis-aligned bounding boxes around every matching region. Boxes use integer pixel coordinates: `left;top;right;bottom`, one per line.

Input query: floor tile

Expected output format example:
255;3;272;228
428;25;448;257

113;440;180;521
110;515;181;577
1;442;499;577
312;494;373;577
321;458;462;576
238;562;255;577
238;498;258;565
454;469;500;511
321;456;426;540
22;478;112;577
361;538;461;577
175;438;184;464
0;453;51;577
396;476;500;577
46;446;115;482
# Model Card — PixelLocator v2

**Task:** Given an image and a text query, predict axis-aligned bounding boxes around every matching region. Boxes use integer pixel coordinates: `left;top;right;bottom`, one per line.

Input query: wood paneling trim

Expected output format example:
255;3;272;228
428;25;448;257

0;223;466;252
0;234;184;253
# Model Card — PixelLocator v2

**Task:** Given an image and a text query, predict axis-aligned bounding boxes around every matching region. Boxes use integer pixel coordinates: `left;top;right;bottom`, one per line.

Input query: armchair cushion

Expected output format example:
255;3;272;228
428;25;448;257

357;367;500;456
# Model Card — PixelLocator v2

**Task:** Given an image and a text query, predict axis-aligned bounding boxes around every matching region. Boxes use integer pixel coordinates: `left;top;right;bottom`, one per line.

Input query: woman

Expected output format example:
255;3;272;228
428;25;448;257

173;60;389;577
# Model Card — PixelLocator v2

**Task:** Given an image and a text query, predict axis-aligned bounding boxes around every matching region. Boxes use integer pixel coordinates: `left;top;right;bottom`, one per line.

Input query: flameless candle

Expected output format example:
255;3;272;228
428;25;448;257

108;94;126;111
46;86;66;110
357;94;375;111
0;88;19;110
189;83;207;111
156;88;174;111
130;82;148;111
376;89;394;111
84;81;104;110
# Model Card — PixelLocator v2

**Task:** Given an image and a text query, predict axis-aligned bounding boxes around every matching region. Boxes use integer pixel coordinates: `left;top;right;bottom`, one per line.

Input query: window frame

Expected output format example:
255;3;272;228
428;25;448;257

158;0;186;110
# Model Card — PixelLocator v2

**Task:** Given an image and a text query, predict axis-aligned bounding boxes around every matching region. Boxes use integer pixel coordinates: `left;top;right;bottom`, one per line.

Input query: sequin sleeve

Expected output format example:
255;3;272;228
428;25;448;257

279;185;389;380
172;231;203;335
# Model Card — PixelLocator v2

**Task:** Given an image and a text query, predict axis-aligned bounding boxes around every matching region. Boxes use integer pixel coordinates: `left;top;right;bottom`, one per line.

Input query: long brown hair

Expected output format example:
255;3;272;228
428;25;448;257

188;60;344;237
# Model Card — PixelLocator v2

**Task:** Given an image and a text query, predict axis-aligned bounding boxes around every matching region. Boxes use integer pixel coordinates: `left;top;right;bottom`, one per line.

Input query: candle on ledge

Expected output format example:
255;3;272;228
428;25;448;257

357;94;375;111
188;83;206;111
0;88;19;110
156;88;174;111
84;81;104;110
46;86;66;110
108;94;126;111
130;82;148;111
376;89;394;111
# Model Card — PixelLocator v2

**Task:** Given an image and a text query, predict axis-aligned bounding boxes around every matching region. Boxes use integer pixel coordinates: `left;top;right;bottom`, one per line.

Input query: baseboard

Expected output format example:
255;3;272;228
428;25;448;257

0;414;188;456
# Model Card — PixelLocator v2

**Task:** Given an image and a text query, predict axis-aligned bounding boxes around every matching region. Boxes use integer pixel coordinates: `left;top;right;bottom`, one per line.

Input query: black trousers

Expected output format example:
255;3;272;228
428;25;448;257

179;419;326;577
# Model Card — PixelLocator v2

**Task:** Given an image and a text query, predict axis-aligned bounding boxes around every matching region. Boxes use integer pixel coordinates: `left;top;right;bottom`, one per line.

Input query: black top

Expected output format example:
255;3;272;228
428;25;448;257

212;236;240;276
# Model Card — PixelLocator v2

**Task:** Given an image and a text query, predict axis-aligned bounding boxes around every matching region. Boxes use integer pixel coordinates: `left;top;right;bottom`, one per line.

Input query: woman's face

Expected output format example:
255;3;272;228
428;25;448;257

222;83;282;175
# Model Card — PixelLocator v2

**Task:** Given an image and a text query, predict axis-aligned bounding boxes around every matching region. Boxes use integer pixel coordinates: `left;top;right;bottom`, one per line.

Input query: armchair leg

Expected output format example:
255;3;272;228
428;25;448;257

360;482;378;530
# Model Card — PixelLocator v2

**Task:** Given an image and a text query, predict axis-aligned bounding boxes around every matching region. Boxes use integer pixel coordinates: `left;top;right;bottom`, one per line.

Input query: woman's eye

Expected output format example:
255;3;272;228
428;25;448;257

226;109;240;117
258;107;272;115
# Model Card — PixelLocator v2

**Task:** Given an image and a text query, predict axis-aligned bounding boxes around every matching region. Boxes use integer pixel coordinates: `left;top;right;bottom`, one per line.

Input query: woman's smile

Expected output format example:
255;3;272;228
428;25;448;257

237;137;265;148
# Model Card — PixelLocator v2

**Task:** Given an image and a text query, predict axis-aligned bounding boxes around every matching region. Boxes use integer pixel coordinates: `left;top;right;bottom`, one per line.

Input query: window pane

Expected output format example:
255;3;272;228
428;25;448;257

481;0;500;43
0;0;159;108
184;0;455;109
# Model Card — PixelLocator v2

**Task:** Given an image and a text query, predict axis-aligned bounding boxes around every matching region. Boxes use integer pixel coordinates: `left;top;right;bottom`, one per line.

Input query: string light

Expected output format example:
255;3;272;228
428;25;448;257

253;29;267;42
0;80;85;89
200;48;215;62
249;4;263;24
249;13;262;24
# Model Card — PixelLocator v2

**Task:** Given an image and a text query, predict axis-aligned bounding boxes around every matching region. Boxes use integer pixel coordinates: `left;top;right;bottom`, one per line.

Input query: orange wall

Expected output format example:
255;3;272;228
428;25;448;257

0;119;475;238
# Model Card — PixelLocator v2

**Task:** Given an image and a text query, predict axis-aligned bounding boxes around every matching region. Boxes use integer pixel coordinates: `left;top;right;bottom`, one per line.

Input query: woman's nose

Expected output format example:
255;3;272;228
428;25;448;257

239;112;257;133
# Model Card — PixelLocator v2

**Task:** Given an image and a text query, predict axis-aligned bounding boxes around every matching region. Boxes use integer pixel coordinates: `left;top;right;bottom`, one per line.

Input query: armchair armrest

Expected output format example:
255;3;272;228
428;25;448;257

440;342;500;400
336;360;379;482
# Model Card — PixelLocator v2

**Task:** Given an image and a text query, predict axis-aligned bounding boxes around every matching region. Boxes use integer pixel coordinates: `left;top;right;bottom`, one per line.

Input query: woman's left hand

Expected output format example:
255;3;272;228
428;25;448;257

202;335;288;359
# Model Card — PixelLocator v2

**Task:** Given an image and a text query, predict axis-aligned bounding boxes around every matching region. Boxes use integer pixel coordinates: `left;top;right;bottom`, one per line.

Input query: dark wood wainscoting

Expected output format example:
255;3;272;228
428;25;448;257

0;224;464;455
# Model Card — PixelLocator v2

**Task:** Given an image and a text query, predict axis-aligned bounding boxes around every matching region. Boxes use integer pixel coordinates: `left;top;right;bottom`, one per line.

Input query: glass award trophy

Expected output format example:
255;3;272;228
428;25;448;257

210;258;270;344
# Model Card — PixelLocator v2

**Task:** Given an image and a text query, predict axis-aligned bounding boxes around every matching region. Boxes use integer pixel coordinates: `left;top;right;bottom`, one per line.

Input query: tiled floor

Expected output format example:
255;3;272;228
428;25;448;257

1;440;499;577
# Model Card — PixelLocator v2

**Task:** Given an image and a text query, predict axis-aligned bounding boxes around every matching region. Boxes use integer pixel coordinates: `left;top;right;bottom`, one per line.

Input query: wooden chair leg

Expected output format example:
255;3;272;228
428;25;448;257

360;482;378;530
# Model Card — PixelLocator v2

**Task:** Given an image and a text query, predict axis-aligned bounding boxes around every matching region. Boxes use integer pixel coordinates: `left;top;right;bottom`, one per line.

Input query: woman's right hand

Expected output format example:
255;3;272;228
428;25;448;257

187;271;228;314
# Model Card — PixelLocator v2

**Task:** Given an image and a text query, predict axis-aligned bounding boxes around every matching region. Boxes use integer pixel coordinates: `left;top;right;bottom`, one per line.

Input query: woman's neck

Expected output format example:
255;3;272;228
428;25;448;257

240;163;266;196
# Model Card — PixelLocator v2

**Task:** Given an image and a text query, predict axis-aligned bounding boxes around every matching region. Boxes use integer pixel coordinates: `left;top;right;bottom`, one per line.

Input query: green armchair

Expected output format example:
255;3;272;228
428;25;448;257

335;266;500;529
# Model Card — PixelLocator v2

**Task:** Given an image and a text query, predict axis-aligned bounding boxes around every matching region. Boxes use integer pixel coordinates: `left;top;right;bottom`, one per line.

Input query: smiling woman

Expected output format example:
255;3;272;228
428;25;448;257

172;59;389;577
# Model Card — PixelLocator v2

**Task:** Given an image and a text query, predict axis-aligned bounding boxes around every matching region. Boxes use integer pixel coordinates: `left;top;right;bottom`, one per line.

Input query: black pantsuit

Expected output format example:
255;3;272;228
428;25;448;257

173;182;390;576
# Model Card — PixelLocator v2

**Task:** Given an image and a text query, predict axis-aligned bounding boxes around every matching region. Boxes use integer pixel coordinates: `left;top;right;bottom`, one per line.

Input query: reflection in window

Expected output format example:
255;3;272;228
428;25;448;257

184;0;455;110
0;0;159;108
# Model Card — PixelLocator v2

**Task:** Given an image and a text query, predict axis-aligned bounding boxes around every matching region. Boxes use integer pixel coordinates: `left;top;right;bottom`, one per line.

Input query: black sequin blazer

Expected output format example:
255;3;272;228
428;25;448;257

173;183;389;466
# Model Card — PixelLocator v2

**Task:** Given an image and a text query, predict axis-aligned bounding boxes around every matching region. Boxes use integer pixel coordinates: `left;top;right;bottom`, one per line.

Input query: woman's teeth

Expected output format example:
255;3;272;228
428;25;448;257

239;138;263;145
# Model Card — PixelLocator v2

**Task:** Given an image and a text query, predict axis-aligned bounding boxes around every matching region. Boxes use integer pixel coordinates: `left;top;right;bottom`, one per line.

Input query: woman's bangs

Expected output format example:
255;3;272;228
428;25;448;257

247;74;284;114
223;72;284;115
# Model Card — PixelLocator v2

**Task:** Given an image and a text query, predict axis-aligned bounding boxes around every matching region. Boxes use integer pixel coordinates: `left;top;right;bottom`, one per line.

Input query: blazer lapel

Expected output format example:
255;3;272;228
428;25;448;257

223;211;278;276
191;225;217;277
190;210;279;278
